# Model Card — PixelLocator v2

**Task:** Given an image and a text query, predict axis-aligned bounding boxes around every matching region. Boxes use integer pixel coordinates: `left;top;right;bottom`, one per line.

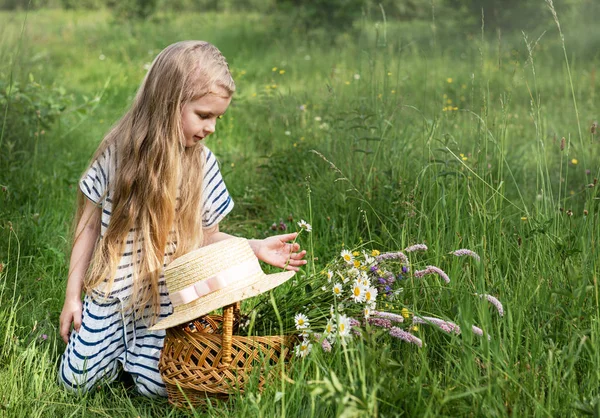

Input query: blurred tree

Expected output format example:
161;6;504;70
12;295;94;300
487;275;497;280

274;0;367;30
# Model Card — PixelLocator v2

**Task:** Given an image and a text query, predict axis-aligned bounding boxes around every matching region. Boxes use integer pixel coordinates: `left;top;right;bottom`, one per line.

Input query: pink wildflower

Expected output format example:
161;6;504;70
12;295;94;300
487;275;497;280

471;325;491;340
372;310;404;323
413;316;461;334
452;249;481;262
477;293;504;317
367;317;393;329
404;244;428;253
389;327;423;347
375;251;409;265
413;266;450;284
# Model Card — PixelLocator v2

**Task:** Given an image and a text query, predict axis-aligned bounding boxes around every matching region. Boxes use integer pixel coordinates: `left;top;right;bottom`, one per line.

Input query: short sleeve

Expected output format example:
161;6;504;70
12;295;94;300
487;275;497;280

202;147;234;228
79;146;112;206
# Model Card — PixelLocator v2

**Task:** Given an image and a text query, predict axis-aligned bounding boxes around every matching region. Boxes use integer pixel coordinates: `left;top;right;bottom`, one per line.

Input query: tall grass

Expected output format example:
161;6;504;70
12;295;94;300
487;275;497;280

1;5;599;417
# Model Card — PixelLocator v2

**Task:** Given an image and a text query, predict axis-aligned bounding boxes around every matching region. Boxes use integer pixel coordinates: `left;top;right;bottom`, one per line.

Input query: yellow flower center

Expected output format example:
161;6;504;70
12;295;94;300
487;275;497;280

339;324;345;332
298;319;304;325
343;255;351;261
354;287;361;297
365;292;371;301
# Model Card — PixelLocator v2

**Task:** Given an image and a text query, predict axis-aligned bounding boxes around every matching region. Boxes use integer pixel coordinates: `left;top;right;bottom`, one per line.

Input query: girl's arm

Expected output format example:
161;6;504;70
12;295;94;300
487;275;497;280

203;224;306;272
59;199;101;344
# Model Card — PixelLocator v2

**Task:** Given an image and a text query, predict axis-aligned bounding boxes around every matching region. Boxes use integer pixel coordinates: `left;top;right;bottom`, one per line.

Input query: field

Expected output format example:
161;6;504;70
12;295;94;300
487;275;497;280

1;4;600;417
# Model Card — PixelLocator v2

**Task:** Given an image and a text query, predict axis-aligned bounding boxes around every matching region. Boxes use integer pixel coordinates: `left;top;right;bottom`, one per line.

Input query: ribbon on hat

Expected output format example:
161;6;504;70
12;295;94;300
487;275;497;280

169;259;263;307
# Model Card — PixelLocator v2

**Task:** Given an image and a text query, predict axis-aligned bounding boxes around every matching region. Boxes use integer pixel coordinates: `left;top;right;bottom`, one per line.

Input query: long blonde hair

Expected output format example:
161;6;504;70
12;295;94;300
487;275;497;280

73;41;235;321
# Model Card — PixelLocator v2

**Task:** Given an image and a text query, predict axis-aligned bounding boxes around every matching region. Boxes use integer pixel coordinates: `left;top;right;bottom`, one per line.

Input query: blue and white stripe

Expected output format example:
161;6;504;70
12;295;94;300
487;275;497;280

59;145;234;397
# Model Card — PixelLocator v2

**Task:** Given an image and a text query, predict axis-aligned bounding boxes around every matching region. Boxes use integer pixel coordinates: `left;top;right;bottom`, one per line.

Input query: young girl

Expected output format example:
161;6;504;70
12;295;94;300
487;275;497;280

58;41;307;397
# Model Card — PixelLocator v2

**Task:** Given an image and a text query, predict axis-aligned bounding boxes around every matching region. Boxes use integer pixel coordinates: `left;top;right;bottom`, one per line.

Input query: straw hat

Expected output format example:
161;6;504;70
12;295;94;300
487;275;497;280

149;237;295;330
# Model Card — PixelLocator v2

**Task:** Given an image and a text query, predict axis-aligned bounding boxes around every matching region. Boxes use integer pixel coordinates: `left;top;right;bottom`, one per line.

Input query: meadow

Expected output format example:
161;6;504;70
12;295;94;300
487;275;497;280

1;4;599;416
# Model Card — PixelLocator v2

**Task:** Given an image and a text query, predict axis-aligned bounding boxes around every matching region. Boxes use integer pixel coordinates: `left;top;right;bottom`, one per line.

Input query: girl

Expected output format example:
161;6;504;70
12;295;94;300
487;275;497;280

58;41;307;397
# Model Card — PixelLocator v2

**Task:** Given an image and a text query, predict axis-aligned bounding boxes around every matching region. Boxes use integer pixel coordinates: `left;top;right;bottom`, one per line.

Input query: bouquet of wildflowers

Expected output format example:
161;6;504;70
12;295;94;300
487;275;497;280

290;245;503;358
245;220;503;358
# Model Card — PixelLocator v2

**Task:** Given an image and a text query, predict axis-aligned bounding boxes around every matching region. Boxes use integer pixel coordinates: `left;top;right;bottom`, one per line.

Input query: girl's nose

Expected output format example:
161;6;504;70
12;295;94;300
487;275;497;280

204;123;215;135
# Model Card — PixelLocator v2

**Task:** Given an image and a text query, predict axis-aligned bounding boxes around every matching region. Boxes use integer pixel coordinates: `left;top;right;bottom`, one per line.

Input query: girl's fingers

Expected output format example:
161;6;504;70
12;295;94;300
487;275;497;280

277;232;298;242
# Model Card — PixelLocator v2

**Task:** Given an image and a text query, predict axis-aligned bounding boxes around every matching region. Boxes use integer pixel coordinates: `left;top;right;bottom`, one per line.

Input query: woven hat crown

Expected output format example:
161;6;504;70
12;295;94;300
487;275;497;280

164;237;254;295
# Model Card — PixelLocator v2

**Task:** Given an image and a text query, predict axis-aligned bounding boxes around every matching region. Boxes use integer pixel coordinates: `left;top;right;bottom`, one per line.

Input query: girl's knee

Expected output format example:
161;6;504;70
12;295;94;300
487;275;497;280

133;376;167;398
58;352;119;394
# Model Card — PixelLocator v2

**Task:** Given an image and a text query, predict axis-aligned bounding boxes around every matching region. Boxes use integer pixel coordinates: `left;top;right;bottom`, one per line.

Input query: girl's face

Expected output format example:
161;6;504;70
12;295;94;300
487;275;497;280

181;92;231;147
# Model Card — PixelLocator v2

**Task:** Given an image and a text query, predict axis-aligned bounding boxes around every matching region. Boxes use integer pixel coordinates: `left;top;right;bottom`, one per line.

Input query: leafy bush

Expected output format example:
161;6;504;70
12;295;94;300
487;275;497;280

0;75;72;161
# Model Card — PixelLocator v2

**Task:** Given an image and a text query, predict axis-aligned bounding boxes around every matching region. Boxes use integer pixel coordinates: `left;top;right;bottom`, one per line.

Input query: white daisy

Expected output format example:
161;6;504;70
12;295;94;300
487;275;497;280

297;219;312;232
351;281;366;303
294;313;309;329
340;249;354;264
332;283;343;297
295;339;312;358
364;286;378;304
348;267;360;278
324;320;336;338
326;270;334;282
362;251;375;265
299;330;310;339
364;306;372;318
337;314;352;338
330;305;335;317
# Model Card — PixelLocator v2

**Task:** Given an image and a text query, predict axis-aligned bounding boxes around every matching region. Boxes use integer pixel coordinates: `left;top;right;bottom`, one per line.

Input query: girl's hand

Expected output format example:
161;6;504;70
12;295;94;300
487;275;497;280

252;232;307;271
59;298;83;344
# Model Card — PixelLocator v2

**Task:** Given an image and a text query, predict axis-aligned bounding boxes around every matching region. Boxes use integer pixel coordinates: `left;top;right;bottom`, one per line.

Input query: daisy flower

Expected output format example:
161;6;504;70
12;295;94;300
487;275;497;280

294;313;309;329
364;286;378;304
332;283;343;297
337;314;352;338
340;249;354;264
326;270;334;282
362;251;375;265
363;306;372;318
348;267;360;278
295;339;312;358
297;219;312;232
351;281;366;303
324;320;336;338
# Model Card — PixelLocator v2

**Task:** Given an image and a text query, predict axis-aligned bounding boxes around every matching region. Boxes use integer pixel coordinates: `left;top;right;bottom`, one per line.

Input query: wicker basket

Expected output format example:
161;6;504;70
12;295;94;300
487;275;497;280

158;302;298;408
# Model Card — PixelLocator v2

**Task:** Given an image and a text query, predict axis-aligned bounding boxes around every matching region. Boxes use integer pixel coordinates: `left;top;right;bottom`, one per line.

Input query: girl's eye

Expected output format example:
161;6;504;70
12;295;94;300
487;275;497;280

198;114;209;119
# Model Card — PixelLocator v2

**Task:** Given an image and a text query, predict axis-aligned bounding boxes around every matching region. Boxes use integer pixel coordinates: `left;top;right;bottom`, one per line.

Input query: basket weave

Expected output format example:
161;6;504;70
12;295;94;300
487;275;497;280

159;302;298;408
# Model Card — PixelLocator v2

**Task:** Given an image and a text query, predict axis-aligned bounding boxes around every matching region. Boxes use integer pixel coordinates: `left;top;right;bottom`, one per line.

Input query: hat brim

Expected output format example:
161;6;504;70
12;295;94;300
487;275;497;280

149;270;295;330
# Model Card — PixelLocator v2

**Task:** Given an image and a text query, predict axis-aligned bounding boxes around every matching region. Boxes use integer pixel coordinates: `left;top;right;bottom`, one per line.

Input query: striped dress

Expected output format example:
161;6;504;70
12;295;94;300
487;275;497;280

58;145;234;397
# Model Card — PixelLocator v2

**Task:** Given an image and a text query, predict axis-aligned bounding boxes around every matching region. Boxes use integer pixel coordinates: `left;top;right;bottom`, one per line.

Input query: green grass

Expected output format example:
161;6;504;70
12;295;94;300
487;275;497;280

1;5;599;417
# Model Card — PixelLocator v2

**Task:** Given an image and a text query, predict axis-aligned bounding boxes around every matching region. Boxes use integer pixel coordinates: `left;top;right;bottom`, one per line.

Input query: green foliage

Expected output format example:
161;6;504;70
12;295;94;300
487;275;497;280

274;0;367;30
0;76;71;160
105;0;158;20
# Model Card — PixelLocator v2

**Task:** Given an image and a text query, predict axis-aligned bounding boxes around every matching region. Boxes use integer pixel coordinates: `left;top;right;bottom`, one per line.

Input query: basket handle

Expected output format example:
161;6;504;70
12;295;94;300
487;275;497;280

220;303;236;367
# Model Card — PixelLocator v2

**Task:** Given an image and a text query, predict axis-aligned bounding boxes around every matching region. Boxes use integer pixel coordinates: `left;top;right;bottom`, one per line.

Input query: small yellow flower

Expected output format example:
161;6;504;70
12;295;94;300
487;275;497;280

353;260;361;268
240;70;246;75
443;107;448;112
391;90;396;94
377;93;382;99
352;251;360;256
279;69;285;74
521;217;527;221
571;158;578;165
462;156;468;161
443;93;448;99
412;326;419;332
345;81;351;85
230;163;235;168
401;308;410;318
446;99;452;104
252;92;257;97
293;143;297;147
300;137;305;141
453;106;458;111
371;250;380;257
387;72;392;76
447;77;453;83
271;84;277;89
272;67;278;71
